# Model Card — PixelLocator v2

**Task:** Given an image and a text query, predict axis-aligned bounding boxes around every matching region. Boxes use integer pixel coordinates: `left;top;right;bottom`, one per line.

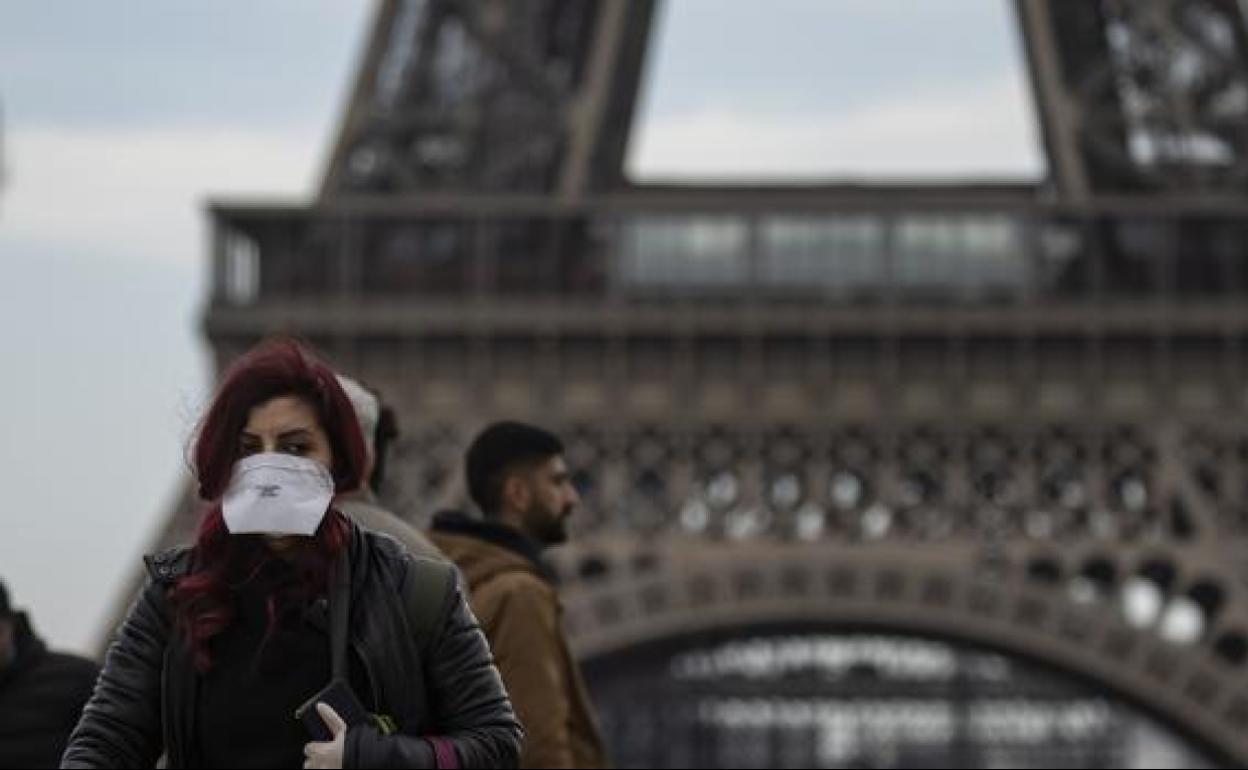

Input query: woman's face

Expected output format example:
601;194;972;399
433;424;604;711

239;395;334;551
238;395;333;471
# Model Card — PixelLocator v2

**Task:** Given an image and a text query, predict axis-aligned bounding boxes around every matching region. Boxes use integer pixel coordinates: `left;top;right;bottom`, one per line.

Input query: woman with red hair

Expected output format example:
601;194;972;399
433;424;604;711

62;339;522;769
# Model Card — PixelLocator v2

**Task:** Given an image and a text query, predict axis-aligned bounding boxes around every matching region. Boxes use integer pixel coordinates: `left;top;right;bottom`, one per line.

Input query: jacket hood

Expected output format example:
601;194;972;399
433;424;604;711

0;612;45;688
428;510;558;589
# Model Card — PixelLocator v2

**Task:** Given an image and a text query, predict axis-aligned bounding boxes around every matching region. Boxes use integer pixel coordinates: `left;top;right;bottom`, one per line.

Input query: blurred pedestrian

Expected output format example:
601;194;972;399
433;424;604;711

0;579;100;768
335;375;442;560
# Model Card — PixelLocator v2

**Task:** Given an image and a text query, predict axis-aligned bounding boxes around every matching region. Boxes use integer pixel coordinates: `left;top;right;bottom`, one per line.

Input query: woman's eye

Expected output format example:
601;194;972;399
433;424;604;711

281;444;308;456
239;444;259;457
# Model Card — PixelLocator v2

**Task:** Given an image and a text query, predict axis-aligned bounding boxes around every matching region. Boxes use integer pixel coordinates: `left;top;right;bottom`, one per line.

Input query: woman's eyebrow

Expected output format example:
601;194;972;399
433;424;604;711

239;428;315;440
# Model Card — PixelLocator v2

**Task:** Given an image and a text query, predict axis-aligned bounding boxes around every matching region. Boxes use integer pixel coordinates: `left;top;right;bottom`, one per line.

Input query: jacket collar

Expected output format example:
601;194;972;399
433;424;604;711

430;510;558;584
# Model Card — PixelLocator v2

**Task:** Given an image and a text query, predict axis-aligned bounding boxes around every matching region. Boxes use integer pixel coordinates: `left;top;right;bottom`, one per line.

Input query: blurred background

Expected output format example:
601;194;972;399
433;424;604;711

4;0;1248;767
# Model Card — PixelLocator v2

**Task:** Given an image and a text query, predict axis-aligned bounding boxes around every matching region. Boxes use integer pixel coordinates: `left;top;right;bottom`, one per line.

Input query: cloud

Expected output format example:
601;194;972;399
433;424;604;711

628;74;1045;181
1;123;328;266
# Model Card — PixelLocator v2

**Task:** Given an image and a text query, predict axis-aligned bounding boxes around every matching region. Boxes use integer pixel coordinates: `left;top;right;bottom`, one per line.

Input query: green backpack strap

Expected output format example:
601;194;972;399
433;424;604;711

365;557;455;736
402;557;456;655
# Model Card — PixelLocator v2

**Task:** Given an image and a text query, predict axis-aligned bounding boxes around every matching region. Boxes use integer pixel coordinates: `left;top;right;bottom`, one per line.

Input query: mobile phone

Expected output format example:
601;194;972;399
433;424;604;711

294;678;372;741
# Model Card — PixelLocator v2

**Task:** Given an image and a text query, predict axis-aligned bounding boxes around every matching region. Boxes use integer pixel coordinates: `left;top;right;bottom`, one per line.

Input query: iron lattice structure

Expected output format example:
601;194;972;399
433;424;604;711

116;0;1248;766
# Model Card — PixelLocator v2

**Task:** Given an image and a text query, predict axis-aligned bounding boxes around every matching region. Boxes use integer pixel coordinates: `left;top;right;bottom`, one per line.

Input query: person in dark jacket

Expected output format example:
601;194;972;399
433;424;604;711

429;422;608;769
0;580;100;768
62;339;521;769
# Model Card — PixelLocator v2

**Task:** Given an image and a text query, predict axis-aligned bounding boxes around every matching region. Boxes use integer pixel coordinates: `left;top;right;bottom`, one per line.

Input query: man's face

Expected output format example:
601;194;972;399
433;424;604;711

515;455;580;546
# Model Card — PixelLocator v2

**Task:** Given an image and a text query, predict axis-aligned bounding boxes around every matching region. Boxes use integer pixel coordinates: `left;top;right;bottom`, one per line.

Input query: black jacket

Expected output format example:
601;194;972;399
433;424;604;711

61;525;523;768
0;614;100;768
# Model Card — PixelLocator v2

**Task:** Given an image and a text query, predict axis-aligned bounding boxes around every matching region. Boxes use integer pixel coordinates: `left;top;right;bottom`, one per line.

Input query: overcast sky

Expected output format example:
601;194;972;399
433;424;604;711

0;0;1041;655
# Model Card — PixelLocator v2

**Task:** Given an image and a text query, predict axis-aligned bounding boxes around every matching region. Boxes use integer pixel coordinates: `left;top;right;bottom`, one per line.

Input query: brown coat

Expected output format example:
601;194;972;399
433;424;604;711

430;517;609;769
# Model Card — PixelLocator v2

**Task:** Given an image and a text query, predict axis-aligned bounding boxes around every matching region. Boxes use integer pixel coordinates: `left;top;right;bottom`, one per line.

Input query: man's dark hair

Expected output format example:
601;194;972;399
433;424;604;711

466;421;564;516
0;579;11;618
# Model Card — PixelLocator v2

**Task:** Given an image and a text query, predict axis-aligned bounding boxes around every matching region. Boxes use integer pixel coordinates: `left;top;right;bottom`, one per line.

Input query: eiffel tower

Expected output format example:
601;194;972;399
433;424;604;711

129;1;1248;766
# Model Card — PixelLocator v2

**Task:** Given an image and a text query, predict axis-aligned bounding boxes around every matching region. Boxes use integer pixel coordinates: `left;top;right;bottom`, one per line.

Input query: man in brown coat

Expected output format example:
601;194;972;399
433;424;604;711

429;421;609;769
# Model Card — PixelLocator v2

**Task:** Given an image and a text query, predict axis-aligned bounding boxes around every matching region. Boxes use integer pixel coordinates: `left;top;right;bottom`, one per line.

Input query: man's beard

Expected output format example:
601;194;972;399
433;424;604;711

524;503;571;546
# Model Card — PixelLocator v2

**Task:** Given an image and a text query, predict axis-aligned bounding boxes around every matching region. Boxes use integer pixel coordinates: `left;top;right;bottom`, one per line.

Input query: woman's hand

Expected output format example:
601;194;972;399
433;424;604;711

303;702;347;769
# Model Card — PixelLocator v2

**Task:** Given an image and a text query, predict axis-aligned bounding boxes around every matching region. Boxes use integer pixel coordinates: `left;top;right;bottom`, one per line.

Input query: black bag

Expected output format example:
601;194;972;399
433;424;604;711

295;677;372;741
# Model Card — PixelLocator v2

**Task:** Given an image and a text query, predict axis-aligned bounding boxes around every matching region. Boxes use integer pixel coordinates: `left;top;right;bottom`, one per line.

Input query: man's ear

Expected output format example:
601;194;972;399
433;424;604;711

503;474;532;512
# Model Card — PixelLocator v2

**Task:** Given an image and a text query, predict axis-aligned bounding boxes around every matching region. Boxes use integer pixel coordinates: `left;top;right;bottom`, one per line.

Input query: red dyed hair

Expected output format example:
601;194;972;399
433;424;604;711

170;338;367;671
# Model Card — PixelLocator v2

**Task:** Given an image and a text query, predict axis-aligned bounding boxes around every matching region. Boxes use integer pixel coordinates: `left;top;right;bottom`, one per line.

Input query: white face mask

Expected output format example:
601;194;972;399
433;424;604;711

222;453;335;536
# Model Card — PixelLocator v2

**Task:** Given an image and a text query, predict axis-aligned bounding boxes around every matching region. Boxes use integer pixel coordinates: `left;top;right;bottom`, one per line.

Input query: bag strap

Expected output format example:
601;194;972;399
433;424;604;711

328;548;458;765
402;558;455;653
329;554;352;681
402;559;458;769
329;550;451;674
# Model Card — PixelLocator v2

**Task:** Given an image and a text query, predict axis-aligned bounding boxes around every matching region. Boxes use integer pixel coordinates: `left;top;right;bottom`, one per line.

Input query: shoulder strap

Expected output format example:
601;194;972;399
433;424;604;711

329;556;352;680
402;558;455;653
